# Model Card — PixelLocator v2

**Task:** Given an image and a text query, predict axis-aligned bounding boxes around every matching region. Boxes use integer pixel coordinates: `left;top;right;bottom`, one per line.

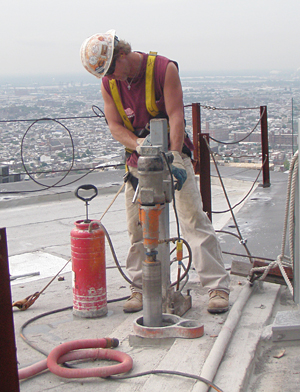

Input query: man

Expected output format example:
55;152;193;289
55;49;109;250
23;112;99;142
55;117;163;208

80;29;230;314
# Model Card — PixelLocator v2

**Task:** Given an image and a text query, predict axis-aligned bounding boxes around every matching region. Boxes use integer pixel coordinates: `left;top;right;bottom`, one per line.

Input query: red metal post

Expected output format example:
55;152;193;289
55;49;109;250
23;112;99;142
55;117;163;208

199;133;212;221
0;228;20;392
260;105;271;187
191;103;212;221
192;103;201;175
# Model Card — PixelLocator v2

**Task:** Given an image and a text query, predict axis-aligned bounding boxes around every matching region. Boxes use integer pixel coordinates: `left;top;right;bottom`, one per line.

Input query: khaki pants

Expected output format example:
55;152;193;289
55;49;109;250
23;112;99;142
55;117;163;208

125;155;230;294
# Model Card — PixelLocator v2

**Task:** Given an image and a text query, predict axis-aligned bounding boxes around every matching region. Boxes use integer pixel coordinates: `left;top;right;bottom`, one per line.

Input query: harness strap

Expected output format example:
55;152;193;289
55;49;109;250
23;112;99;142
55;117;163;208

109;79;134;155
109;52;160;157
145;51;159;117
109;79;135;133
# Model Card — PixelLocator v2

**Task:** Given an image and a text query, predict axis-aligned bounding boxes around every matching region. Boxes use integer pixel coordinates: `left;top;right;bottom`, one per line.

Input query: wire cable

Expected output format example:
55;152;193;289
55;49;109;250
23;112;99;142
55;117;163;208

110;369;224;392
208;107;266;145
19;303;223;391
211;155;266;214
204;137;253;262
19;296;130;358
0;105;118;194
161;151;181;240
20;118;75;188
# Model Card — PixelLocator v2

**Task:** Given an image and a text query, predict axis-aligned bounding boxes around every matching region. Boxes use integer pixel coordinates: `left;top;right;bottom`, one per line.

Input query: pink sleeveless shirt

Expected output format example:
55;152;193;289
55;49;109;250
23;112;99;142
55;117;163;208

102;53;193;167
102;52;172;132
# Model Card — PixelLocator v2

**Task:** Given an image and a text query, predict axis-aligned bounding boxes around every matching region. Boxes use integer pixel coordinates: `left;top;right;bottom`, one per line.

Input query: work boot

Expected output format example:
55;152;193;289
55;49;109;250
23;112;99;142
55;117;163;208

123;292;143;313
207;290;229;314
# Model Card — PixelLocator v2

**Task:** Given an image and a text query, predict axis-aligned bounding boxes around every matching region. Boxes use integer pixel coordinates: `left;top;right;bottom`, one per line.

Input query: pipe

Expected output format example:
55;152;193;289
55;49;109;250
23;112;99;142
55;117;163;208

192;282;254;392
19;338;133;380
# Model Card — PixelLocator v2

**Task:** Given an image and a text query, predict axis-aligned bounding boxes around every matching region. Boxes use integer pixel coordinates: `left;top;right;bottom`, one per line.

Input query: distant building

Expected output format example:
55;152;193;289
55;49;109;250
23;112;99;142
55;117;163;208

40;155;51;163
0;165;21;183
0;166;9;183
205;122;230;142
48;139;63;152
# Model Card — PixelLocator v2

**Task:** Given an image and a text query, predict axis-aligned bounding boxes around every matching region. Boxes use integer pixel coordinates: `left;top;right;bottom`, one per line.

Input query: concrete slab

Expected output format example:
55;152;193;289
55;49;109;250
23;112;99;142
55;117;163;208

10;252;71;286
3;168;300;392
272;309;300;342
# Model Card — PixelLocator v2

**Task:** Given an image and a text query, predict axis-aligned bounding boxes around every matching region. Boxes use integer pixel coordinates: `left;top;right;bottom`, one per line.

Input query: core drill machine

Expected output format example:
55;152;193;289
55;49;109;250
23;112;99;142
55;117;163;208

135;118;192;328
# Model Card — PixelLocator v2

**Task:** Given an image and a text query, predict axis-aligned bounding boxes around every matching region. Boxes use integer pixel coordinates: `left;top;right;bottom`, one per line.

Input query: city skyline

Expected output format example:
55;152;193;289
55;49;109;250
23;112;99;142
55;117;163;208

0;73;298;184
1;1;300;79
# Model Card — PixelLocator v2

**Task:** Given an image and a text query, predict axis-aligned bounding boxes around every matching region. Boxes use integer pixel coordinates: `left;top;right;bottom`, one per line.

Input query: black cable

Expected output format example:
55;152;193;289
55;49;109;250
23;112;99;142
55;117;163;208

161;151;181;240
221;250;275;263
0;105;105;124
21;118;75;189
100;221;142;289
200;104;260;111
97;221;193;291
110;369;224;392
92;105;106;119
0;161;123;179
211;156;266;214
161;237;193;288
0;163;124;195
19;296;130;357
208;107;265;145
0;105;114;194
20;302;223;391
19;232;192;357
205;138;253;261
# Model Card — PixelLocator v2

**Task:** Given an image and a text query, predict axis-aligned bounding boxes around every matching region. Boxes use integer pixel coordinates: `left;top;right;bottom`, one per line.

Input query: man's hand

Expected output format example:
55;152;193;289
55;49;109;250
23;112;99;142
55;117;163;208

171;151;187;190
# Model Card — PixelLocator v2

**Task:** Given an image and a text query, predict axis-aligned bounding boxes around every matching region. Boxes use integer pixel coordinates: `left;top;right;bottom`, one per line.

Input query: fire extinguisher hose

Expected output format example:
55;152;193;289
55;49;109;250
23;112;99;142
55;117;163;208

19;338;133;380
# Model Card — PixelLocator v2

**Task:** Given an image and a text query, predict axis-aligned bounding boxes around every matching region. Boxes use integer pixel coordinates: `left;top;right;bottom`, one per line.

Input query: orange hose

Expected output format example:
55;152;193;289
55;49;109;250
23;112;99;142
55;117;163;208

19;338;133;380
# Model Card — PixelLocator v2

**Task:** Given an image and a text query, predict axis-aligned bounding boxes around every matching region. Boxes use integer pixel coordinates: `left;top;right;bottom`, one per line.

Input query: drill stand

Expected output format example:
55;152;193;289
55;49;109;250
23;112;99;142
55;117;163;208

133;119;201;338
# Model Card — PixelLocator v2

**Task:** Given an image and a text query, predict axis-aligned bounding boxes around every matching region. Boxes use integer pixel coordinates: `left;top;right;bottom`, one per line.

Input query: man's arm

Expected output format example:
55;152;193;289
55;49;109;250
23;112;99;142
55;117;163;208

163;62;185;152
101;83;139;150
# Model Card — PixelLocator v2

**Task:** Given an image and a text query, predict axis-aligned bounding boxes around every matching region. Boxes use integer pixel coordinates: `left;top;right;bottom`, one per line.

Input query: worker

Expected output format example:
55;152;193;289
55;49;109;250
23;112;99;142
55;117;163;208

80;30;230;314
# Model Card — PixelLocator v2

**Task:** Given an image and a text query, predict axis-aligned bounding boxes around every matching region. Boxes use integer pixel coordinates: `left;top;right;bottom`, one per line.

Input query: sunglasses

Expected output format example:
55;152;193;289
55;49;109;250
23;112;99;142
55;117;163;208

105;36;119;76
106;55;117;76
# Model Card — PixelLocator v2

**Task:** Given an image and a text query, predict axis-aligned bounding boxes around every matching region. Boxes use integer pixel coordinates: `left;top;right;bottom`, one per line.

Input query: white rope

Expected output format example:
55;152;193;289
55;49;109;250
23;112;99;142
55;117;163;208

250;151;298;296
99;182;125;222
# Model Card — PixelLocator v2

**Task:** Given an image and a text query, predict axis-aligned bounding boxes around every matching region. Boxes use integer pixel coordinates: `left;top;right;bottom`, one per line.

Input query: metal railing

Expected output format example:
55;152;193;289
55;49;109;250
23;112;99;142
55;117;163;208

191;103;270;221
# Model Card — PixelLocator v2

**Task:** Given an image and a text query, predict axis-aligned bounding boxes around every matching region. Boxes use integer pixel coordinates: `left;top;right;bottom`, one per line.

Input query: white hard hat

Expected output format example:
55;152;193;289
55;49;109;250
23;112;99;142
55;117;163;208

80;29;117;78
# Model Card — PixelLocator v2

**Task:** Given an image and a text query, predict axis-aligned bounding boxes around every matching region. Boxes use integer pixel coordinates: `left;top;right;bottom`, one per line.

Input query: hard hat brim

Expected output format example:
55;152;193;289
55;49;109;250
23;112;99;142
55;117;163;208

80;29;116;79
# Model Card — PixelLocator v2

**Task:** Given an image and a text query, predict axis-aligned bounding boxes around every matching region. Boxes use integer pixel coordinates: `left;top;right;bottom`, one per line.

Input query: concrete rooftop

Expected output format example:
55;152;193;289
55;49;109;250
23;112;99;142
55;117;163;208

2;166;300;392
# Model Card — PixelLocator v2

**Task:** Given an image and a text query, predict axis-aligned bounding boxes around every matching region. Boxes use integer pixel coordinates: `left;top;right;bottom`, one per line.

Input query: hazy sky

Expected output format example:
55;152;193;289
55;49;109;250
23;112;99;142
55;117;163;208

1;0;299;78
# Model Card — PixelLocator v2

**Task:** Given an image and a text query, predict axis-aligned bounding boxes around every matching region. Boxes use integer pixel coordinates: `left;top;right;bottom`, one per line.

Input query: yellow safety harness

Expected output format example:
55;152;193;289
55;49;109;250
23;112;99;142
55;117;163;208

145;52;160;117
109;52;160;154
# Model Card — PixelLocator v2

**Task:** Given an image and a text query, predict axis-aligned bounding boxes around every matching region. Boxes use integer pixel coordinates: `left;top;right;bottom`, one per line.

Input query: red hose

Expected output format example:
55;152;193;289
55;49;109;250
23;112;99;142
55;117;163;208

19;338;133;380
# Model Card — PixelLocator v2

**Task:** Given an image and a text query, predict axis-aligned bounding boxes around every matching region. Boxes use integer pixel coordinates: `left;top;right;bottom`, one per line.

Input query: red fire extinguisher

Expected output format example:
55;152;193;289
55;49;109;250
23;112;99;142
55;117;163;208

71;184;107;318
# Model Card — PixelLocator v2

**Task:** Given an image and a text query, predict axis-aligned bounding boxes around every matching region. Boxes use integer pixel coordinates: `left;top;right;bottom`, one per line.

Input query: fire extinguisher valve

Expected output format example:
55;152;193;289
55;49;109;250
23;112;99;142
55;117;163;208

75;184;98;222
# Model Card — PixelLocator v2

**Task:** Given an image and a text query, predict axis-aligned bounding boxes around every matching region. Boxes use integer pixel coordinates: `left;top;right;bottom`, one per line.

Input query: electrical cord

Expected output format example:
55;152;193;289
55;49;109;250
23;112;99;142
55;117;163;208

110;369;224;392
88;220;192;292
161;151;181;240
1;105;120;194
21;118;74;188
0;162;124;195
159;237;192;288
19;302;223;390
20;297;130;358
204;137;254;262
0;106;106;124
211;155;267;214
86;149;192;292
